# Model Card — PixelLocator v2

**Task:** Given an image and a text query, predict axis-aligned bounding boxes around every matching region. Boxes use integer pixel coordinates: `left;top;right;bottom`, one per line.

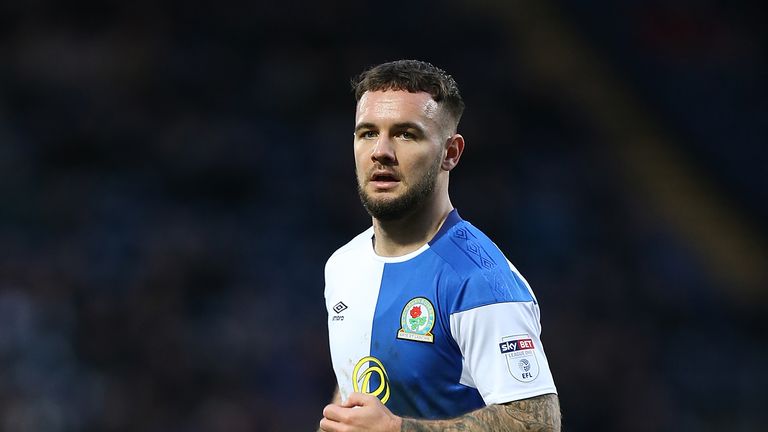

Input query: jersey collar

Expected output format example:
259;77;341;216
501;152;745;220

428;209;462;246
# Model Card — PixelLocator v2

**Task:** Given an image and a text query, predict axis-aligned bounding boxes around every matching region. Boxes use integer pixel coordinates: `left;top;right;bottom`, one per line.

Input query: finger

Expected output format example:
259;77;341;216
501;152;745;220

342;392;363;407
319;416;340;432
343;391;377;408
323;403;349;423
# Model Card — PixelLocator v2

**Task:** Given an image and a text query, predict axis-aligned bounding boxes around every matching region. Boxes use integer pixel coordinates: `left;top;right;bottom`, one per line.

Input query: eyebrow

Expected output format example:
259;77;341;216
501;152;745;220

354;122;377;133
354;122;426;134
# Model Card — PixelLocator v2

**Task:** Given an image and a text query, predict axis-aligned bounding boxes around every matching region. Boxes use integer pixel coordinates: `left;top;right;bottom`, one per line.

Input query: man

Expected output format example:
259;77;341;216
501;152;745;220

320;60;560;431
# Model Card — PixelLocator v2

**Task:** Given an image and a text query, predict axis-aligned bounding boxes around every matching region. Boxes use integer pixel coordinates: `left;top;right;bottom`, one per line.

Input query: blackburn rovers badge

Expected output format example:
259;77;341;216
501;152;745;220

397;297;435;343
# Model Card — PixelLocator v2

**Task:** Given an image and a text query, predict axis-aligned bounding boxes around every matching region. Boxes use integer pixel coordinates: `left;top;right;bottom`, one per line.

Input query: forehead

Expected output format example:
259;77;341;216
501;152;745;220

355;90;441;125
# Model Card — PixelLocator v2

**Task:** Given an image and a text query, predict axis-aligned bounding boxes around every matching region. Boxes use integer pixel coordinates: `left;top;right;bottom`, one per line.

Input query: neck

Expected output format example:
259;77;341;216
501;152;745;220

372;194;454;257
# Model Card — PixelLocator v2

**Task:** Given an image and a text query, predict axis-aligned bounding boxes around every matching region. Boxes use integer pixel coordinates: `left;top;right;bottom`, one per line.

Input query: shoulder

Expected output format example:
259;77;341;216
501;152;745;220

325;227;373;268
430;219;535;314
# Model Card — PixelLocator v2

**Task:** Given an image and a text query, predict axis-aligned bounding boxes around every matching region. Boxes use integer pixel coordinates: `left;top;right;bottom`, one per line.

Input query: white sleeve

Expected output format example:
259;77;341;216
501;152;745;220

449;301;557;405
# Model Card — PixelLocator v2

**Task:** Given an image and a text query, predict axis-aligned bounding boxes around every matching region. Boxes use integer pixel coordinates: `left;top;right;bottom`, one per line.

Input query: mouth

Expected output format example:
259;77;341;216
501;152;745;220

369;171;400;190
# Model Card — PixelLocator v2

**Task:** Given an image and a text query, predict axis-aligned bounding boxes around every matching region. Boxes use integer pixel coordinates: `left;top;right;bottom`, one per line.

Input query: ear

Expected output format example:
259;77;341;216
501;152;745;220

441;134;465;171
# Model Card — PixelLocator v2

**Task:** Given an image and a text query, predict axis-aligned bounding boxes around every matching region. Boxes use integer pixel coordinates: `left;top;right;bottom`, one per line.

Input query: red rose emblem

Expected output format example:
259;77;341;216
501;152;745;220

410;306;421;318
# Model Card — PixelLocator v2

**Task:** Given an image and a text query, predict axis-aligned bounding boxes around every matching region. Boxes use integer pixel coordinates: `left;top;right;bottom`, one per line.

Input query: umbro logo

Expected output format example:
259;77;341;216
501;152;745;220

333;302;348;314
332;302;348;322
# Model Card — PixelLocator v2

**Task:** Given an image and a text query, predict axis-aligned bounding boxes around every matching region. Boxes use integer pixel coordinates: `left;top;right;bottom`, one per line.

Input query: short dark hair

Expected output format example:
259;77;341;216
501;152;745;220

352;60;465;128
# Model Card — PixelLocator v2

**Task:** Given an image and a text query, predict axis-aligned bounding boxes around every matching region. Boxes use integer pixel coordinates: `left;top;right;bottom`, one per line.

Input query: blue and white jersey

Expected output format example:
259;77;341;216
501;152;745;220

324;210;556;419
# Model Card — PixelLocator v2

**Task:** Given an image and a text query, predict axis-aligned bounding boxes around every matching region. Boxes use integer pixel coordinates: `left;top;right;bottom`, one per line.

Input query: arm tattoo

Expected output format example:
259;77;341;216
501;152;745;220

400;393;561;431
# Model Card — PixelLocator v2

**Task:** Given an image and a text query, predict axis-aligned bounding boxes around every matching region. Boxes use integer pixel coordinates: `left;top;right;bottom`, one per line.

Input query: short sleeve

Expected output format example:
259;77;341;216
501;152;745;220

448;275;557;405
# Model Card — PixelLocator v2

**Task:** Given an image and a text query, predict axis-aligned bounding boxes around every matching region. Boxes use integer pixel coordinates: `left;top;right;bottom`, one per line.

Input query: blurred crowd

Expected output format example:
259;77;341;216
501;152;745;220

0;1;765;431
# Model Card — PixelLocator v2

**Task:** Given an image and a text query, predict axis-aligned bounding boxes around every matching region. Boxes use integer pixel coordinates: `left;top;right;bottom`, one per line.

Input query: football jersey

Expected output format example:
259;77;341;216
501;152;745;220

324;210;556;419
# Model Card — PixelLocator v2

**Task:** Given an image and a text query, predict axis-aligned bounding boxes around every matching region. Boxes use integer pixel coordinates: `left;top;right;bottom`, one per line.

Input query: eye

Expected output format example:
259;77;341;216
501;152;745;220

359;130;378;139
397;132;417;141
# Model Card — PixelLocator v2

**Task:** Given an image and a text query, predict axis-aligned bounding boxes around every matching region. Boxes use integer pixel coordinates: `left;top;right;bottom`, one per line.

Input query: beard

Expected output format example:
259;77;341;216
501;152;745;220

357;158;441;221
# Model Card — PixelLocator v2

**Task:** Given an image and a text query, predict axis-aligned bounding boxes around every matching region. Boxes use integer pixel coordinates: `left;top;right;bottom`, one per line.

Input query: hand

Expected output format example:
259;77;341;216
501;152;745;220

319;392;402;432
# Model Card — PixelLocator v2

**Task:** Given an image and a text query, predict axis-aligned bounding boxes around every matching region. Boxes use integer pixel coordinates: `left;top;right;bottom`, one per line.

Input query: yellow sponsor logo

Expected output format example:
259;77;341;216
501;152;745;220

352;356;390;403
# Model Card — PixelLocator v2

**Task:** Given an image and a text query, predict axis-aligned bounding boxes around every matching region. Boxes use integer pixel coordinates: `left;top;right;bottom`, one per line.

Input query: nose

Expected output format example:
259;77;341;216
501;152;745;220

371;135;396;164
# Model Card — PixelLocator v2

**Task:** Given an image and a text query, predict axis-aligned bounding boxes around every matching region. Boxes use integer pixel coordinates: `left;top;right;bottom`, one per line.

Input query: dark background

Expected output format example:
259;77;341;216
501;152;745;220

1;1;766;431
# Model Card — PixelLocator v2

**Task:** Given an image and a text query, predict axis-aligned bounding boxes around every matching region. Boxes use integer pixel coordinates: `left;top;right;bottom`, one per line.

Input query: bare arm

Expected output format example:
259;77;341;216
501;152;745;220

321;392;560;432
400;393;561;432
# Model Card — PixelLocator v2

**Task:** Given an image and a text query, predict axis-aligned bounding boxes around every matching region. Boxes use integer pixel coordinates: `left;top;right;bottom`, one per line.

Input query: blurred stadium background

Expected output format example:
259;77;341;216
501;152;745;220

0;0;765;431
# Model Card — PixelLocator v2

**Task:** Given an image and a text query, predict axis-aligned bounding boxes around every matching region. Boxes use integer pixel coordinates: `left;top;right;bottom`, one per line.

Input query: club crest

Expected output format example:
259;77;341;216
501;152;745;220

397;297;435;343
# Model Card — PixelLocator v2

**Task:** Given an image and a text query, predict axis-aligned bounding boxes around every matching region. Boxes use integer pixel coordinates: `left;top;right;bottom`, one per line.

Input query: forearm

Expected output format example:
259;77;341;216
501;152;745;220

400;393;560;432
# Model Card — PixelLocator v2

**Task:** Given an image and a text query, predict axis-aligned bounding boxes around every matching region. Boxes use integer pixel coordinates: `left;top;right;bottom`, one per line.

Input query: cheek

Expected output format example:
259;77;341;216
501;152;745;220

353;151;370;178
353;141;370;161
353;150;367;169
406;150;441;171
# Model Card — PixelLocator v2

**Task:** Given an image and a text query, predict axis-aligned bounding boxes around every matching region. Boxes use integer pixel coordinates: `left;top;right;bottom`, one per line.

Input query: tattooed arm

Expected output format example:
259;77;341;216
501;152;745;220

320;392;560;432
401;393;560;432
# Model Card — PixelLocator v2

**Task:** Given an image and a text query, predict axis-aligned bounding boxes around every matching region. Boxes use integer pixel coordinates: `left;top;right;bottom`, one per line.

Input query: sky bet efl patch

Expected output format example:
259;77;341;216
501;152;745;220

499;335;540;382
